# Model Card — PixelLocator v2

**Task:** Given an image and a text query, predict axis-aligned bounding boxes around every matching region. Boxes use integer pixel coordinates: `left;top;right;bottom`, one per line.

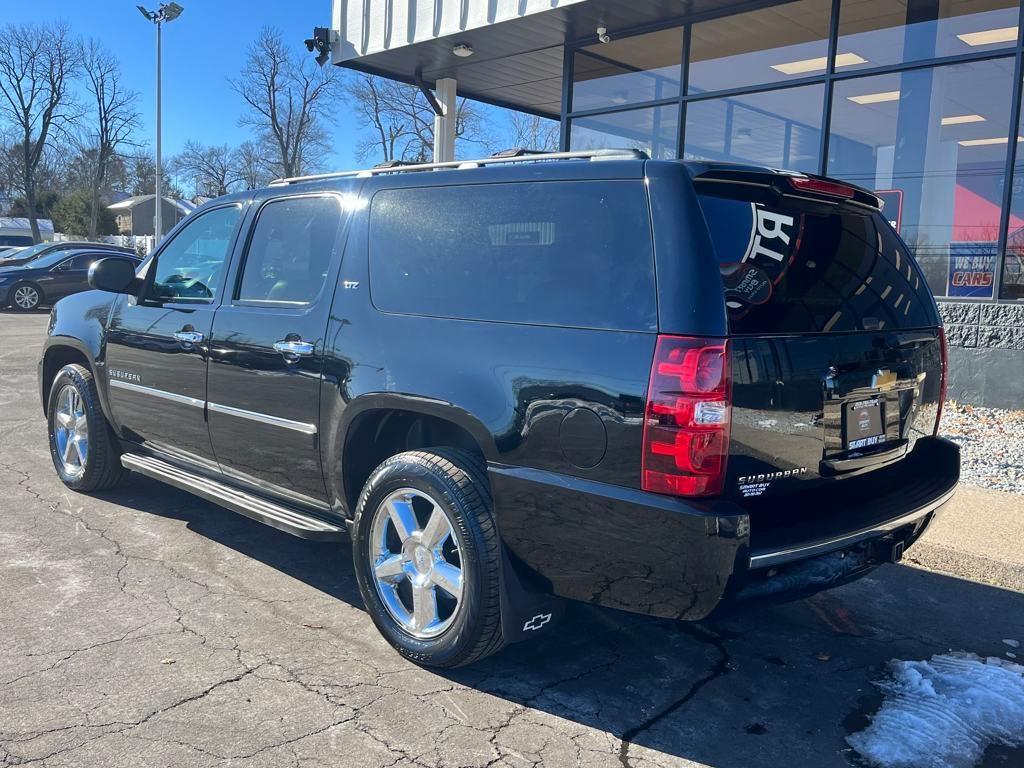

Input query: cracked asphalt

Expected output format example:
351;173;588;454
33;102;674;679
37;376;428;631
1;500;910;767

2;311;1022;768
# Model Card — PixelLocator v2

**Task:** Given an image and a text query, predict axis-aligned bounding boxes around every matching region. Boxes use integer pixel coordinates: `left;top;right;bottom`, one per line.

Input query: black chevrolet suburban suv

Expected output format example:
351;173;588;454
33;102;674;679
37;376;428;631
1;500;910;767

39;150;959;668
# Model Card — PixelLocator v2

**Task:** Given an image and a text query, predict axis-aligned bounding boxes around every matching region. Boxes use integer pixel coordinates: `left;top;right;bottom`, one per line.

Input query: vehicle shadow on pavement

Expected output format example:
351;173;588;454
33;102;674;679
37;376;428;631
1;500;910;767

95;474;1024;768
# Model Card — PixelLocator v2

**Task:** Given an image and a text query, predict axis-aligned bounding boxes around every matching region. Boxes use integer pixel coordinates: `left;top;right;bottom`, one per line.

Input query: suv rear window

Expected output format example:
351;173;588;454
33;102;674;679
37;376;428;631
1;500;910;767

369;181;656;331
696;190;939;334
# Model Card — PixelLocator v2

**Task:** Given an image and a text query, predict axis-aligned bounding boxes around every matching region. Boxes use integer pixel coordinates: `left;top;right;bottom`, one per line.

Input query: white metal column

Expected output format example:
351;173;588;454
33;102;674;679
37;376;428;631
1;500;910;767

433;77;457;163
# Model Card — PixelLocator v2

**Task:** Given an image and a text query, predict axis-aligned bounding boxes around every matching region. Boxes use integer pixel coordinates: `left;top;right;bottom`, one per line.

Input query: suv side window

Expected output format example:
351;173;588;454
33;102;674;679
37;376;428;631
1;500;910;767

148;205;242;303
368;181;656;330
236;195;342;305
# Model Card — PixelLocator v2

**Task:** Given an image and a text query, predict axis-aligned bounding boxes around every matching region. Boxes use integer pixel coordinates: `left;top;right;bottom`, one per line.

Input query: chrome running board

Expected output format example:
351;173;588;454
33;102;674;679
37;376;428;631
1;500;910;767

121;453;346;542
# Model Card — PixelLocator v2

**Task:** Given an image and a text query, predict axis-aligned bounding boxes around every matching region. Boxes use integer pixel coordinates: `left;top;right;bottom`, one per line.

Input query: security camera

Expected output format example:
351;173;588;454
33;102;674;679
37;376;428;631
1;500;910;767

304;26;332;66
597;26;611;44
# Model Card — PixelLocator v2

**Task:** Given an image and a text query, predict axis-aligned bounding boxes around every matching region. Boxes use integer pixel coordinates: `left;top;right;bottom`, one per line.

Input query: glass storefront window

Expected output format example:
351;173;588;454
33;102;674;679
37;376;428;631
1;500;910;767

828;58;1016;299
688;0;832;94
572;28;683;112
569;105;679;159
837;0;1019;72
1002;79;1024;299
683;84;824;173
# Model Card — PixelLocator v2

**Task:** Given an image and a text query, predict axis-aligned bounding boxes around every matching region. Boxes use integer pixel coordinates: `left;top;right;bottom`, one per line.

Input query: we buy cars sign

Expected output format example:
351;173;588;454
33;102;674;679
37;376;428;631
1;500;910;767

947;242;996;298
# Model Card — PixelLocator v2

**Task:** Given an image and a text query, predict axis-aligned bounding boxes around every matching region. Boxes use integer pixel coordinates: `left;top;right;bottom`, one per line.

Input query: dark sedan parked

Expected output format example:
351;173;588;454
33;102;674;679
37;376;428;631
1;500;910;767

0;248;142;311
0;240;135;268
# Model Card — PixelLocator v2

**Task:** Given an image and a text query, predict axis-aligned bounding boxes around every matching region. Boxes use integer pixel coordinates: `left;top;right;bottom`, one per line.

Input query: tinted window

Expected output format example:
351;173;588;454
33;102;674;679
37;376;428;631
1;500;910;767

149;206;241;303
68;253;103;270
31;249;78;269
237;196;342;305
696;190;940;333
369;182;656;330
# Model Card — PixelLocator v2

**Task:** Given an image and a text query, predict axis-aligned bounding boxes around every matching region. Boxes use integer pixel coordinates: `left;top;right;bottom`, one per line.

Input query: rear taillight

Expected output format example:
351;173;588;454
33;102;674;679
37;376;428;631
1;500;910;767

935;327;948;436
642;336;731;497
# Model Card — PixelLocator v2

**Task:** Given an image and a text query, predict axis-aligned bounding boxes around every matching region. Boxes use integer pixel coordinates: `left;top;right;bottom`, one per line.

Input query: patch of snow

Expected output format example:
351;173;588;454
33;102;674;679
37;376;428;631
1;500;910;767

1003;639;1020;649
847;652;1024;768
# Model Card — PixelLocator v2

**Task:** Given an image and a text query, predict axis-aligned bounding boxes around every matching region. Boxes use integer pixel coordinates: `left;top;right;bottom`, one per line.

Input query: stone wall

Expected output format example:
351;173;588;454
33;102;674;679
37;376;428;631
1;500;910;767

938;301;1024;409
938;301;1024;350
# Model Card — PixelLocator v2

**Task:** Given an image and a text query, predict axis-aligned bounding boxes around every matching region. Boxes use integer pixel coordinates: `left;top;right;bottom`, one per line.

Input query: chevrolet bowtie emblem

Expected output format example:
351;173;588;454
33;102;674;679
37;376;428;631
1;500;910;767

523;613;552;632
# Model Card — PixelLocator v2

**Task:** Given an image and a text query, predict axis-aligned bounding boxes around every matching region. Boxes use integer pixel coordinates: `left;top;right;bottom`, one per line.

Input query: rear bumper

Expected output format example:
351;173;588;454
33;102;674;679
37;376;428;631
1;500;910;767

490;437;959;620
746;484;954;570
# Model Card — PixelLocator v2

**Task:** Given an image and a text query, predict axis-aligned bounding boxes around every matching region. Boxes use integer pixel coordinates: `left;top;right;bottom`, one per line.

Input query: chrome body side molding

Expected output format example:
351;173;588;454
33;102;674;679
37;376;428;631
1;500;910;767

108;380;317;435
109;379;205;409
207;402;318;435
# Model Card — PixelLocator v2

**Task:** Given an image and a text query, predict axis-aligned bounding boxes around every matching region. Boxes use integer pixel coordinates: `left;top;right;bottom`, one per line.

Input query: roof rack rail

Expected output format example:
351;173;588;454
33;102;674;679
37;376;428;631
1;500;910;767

269;148;648;186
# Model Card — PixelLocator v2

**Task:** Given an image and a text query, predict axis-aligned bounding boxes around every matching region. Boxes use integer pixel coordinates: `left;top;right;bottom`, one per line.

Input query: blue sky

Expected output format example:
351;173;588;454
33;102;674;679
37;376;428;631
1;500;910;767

4;0;365;169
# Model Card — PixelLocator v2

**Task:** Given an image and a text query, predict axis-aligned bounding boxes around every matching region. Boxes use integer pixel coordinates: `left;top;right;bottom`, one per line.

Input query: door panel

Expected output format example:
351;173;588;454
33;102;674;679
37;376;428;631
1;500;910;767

106;303;218;465
39;257;82;301
206;194;347;505
206;306;331;502
104;204;245;467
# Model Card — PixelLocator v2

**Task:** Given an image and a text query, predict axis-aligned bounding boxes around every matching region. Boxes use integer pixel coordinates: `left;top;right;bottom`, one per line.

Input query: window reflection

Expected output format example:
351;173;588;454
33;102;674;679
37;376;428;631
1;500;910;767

1002;78;1024;299
688;0;832;94
837;0;1019;71
570;105;679;159
684;84;824;173
829;58;1015;299
572;28;683;112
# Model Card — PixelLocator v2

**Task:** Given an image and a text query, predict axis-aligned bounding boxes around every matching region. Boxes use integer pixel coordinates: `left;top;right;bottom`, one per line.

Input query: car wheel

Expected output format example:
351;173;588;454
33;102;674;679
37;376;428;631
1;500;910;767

12;283;41;311
352;448;505;668
47;364;125;492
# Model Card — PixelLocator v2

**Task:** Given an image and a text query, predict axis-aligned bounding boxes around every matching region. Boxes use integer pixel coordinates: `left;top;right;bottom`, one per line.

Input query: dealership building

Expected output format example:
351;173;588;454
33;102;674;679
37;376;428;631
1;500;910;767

330;0;1024;405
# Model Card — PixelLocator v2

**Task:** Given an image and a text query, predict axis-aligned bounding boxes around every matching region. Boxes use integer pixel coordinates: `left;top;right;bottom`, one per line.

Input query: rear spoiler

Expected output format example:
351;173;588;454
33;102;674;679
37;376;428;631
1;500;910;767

688;165;883;213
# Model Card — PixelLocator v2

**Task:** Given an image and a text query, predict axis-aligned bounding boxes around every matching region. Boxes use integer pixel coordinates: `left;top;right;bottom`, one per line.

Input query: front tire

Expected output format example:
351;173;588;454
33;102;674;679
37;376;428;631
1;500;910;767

352;449;505;668
47;364;125;492
12;283;41;311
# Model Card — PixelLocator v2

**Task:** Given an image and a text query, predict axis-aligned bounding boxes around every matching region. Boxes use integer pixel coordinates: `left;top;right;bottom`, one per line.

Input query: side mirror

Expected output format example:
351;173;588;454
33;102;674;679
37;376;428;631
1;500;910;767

52;261;69;272
88;257;139;295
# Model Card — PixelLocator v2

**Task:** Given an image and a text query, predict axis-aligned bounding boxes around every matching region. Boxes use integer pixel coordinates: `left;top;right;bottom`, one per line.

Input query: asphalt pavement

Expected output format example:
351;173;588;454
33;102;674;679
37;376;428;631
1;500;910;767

1;310;1022;768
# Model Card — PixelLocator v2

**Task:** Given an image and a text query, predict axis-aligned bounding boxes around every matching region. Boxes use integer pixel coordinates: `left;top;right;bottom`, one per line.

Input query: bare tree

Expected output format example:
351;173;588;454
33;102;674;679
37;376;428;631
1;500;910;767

0;23;82;242
172;140;239;197
233;140;271;189
230;27;338;178
504;112;560;153
345;73;493;164
79;39;140;239
346;74;409;163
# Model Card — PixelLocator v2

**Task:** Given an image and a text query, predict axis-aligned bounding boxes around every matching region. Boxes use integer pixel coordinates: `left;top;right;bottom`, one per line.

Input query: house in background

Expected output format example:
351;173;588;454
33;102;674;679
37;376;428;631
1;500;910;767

108;195;197;238
0;217;54;246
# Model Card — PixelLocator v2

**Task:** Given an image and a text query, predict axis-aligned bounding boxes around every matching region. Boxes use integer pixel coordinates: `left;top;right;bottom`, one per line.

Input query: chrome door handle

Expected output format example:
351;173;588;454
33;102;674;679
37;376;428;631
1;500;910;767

274;340;314;357
174;331;204;344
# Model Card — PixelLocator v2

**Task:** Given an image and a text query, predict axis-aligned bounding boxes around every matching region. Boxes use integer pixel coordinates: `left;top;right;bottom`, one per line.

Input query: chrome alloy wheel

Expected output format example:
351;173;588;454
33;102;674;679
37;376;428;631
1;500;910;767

13;285;39;310
54;384;88;478
370;488;464;639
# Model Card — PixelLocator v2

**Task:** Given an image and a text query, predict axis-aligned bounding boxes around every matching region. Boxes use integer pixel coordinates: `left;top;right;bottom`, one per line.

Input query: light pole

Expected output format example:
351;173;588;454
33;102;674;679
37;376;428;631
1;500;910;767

137;2;184;244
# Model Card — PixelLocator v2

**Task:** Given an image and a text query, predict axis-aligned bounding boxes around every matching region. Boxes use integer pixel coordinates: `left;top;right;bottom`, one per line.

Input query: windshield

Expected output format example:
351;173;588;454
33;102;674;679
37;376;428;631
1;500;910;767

696;190;941;334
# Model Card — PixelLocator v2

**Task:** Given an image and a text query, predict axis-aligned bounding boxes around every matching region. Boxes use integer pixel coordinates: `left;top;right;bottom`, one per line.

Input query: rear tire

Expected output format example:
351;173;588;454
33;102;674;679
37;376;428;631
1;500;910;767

352;448;505;668
47;364;125;492
11;282;41;311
